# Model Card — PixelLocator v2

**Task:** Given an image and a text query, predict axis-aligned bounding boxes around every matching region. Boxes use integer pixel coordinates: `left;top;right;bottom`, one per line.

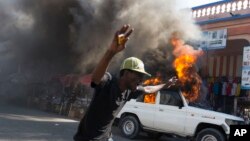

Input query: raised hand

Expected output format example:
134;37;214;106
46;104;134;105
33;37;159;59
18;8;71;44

166;76;178;88
109;24;134;54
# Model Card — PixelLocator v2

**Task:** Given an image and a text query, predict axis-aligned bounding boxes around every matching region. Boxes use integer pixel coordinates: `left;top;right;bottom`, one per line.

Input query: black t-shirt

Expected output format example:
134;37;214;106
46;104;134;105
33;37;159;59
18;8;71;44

74;72;139;141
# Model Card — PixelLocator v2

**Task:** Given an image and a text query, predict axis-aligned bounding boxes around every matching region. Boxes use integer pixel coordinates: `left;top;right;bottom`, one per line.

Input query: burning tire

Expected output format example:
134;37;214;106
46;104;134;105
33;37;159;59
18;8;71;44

119;115;140;139
195;128;225;141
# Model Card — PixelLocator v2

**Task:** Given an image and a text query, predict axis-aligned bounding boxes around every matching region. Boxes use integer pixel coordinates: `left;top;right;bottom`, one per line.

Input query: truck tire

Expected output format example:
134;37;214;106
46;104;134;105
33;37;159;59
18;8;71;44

195;128;225;141
119;115;140;139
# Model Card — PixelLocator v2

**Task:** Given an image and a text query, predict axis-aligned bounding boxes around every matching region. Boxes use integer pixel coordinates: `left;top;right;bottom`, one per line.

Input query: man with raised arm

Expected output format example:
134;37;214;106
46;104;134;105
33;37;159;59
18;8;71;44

73;24;152;141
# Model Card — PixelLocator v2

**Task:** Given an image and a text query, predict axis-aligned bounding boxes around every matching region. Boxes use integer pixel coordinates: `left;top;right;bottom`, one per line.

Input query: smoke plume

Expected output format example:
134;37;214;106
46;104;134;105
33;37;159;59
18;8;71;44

74;0;202;73
0;0;202;100
0;0;79;100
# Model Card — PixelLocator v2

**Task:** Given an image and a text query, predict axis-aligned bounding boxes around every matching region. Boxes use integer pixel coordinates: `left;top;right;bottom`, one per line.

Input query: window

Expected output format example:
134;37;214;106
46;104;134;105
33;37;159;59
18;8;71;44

212;31;217;39
160;90;182;106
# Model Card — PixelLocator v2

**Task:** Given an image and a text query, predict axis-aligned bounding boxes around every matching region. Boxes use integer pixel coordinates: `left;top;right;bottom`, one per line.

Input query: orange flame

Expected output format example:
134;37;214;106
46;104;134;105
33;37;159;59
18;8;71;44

171;36;203;102
144;94;156;104
143;77;162;85
174;55;201;102
174;55;197;82
142;77;162;104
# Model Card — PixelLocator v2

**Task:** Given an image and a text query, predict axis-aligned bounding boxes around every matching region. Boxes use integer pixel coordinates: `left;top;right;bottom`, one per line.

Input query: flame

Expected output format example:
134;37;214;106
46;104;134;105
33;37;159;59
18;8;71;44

174;55;201;102
144;94;156;104
171;36;203;102
142;77;162;104
174;55;196;82
143;77;162;85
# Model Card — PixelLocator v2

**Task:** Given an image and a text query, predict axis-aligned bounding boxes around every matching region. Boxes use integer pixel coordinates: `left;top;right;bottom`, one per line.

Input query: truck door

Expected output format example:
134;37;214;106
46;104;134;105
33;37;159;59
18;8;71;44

131;93;157;128
154;90;186;135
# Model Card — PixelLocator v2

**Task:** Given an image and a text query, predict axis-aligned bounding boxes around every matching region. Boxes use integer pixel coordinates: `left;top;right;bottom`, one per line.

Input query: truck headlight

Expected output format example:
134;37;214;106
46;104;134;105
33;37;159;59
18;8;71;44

225;119;244;126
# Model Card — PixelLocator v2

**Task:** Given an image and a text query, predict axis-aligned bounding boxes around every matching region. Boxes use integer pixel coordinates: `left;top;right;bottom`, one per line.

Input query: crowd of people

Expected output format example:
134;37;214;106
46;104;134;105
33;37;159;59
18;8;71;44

205;76;242;113
201;76;250;123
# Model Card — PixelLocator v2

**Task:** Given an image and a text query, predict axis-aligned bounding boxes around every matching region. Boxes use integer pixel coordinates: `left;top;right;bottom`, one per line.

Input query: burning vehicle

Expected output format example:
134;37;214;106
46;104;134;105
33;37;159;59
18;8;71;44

115;35;244;141
115;87;244;141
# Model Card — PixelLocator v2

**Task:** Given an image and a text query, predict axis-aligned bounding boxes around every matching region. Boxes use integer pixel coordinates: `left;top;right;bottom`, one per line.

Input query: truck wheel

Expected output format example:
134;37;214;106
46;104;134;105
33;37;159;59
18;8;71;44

119;115;140;139
196;128;225;141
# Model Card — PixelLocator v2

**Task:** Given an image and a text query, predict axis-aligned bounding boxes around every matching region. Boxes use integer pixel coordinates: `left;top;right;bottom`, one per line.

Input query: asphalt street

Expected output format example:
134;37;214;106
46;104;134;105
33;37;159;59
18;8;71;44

0;101;186;141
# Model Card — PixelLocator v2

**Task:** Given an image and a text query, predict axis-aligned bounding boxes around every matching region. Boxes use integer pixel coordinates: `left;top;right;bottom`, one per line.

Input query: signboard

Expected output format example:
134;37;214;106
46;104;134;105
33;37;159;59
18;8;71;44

241;46;250;89
197;29;227;50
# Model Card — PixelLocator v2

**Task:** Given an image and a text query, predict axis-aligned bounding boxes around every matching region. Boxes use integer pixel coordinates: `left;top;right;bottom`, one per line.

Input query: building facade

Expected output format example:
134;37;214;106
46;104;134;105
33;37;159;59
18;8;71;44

192;0;250;78
192;0;250;122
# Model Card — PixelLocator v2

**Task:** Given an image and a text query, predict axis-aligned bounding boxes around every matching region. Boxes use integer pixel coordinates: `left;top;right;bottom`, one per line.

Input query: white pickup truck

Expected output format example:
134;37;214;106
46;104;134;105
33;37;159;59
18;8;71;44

116;88;244;141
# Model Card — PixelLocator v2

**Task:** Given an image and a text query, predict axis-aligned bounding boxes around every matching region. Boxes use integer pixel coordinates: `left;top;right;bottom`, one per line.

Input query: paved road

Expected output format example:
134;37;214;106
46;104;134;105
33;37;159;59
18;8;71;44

0;101;186;141
0;102;78;141
112;126;187;141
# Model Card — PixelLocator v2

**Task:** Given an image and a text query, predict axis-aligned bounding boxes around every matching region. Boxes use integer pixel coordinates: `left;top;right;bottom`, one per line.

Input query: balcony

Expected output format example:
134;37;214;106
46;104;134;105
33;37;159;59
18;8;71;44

192;0;250;24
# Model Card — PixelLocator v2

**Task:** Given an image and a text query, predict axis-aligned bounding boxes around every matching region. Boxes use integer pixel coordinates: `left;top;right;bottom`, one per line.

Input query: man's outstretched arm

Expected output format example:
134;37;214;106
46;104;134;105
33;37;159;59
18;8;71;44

91;24;134;85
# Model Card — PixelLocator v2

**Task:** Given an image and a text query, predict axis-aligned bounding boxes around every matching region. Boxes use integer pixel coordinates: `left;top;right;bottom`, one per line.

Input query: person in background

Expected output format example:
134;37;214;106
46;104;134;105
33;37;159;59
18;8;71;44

236;78;241;97
221;77;228;112
212;77;220;111
231;78;238;97
207;77;214;106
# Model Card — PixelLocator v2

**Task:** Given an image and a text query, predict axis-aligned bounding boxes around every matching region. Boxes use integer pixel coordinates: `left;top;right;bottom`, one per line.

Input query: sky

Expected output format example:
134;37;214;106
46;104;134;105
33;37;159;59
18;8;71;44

178;0;224;8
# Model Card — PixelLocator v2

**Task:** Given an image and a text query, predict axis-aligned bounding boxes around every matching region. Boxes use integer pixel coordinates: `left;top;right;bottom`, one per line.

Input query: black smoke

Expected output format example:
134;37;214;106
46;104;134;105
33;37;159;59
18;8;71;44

0;0;202;101
0;0;80;100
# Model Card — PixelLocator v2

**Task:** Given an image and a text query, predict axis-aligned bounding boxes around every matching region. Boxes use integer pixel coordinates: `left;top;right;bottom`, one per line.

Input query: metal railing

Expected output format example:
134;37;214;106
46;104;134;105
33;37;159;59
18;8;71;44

192;0;250;19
